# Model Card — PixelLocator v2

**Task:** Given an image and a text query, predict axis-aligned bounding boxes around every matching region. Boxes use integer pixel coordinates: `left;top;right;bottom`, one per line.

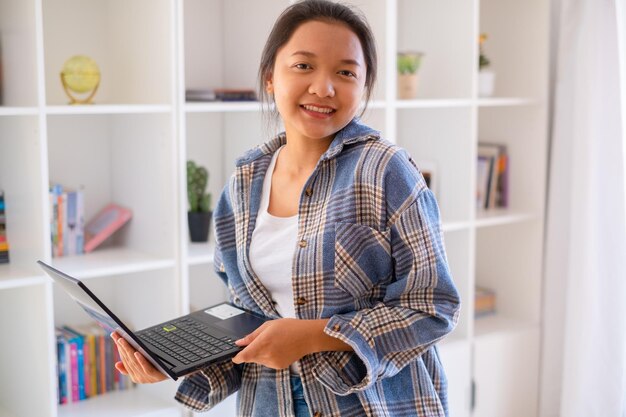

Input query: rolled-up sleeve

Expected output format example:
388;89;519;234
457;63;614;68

175;359;242;412
313;187;461;395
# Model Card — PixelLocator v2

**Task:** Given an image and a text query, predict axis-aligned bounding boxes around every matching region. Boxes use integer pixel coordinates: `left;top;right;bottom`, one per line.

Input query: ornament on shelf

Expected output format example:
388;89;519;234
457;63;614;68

478;33;496;97
60;55;101;105
397;51;424;100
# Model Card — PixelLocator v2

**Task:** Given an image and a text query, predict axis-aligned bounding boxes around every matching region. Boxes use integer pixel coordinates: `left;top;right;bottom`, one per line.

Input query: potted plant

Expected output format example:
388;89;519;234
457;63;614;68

397;51;424;99
187;160;212;242
478;33;496;97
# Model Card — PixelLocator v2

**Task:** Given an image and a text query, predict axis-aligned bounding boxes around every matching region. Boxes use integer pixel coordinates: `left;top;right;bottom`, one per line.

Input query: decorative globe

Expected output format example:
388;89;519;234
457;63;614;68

60;55;101;104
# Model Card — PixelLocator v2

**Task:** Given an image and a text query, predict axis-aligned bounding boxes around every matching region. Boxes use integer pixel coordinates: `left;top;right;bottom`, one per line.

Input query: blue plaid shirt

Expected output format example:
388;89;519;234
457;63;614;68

175;118;461;417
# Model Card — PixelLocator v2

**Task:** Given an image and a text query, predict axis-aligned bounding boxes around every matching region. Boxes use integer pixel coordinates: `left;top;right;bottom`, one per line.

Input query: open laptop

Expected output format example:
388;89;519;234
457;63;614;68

38;260;269;380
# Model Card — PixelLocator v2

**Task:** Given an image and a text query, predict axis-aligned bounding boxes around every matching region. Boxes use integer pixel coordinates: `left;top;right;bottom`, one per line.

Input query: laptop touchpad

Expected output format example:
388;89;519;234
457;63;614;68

212;314;264;338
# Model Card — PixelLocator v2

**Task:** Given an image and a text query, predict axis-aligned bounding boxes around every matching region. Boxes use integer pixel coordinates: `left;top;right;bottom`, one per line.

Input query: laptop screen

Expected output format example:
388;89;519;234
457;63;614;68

39;261;120;333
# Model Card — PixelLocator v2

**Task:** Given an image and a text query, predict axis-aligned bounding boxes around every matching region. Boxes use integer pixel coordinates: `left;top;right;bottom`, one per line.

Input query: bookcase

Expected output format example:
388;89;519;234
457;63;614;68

0;0;549;416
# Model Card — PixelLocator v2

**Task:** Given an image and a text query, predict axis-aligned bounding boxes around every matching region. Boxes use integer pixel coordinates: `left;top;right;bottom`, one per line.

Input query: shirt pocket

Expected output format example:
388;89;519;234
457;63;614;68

334;222;392;299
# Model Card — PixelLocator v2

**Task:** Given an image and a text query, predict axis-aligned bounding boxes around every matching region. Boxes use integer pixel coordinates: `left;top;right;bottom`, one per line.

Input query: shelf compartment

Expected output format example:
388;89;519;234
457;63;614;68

0;115;48;272
47;113;177;260
0;285;54;417
57;387;181;417
53;267;178;332
397;107;474;224
50;247;175;279
183;0;289;102
0;0;39;106
479;0;549;99
42;0;173;106
397;0;474;99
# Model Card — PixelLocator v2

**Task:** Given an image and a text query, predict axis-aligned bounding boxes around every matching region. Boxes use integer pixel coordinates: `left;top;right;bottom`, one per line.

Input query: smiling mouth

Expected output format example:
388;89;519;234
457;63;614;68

300;104;336;115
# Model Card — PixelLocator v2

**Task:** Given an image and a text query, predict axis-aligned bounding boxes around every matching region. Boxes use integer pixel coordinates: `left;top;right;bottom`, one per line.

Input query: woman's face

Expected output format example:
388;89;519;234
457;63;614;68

267;20;367;145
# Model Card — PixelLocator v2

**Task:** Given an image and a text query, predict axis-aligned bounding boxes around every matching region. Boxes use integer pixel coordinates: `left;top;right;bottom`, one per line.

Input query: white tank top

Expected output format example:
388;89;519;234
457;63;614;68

249;146;299;319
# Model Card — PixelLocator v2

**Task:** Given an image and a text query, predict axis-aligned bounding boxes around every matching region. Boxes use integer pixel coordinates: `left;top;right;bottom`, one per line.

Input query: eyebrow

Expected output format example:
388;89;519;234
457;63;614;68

291;50;361;67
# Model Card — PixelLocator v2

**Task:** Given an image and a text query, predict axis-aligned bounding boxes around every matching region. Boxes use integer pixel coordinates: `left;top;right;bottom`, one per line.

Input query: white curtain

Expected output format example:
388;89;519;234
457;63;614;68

540;0;626;416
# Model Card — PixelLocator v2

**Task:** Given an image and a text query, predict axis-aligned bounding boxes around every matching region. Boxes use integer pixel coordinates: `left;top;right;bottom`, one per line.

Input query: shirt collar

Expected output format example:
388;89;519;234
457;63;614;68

235;117;380;167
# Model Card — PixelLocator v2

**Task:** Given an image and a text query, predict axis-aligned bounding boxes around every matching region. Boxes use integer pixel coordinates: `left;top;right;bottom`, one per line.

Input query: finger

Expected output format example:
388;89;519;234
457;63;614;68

116;337;142;377
235;322;268;346
134;351;165;381
115;361;128;375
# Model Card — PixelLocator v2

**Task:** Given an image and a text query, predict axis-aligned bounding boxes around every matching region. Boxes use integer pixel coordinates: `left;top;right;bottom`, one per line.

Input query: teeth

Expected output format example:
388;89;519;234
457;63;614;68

303;105;334;114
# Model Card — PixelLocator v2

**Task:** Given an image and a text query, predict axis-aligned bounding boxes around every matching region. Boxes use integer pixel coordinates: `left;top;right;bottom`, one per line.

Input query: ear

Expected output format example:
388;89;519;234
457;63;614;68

265;74;274;94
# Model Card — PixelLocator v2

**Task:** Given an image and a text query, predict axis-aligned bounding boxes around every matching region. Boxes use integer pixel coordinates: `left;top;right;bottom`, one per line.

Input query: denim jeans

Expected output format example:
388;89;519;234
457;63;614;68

291;375;311;417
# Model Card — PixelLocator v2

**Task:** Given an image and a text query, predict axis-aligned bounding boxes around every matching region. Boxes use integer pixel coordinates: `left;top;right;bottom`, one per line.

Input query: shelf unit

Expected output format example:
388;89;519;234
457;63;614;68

0;0;548;416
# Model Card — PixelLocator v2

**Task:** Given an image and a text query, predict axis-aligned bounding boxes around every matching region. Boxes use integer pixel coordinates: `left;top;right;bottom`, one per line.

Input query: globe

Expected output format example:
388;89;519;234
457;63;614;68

60;55;101;104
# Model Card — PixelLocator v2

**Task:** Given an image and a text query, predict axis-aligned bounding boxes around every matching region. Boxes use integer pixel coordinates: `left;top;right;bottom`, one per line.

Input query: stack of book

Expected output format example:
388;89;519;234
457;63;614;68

475;286;497;318
0;190;8;264
50;184;85;257
56;324;134;405
186;88;257;102
476;143;509;210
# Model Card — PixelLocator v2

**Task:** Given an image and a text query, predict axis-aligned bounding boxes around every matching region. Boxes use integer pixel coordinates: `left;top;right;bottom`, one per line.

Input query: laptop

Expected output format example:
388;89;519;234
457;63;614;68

38;260;269;380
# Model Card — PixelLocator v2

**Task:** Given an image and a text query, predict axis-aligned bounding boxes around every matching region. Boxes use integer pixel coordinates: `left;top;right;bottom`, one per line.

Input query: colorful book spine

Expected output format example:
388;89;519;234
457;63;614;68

55;329;68;404
62;326;86;400
0;191;9;264
50;185;85;257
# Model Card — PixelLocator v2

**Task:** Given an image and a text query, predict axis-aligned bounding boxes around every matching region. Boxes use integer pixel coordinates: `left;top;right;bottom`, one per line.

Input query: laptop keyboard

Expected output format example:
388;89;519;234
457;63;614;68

139;318;238;365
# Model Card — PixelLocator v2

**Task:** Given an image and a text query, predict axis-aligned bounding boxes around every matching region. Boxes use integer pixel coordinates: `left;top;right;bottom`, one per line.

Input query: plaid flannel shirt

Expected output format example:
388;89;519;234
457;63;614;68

175;118;461;417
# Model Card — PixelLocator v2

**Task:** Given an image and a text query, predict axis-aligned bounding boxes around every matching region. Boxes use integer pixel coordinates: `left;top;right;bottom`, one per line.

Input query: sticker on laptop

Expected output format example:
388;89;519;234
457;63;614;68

204;304;246;320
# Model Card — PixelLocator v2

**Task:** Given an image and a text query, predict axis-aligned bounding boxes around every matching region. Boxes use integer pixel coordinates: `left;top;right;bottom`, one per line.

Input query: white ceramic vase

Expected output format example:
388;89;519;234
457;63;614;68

478;70;496;97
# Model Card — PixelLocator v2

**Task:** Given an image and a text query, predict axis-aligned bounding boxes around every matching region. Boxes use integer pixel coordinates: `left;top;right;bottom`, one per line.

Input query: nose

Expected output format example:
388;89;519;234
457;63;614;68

308;73;335;98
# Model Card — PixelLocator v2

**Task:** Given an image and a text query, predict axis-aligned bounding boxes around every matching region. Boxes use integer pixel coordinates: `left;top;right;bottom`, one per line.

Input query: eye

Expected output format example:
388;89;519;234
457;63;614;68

294;63;312;70
338;70;357;78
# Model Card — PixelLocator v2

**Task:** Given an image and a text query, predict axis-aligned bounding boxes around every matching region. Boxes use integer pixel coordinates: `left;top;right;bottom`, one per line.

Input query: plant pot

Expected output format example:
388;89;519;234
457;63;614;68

398;73;418;99
478;70;496;97
188;211;212;242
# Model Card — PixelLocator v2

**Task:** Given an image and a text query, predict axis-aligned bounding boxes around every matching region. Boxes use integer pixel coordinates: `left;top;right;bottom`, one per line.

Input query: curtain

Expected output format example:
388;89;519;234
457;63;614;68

540;0;626;416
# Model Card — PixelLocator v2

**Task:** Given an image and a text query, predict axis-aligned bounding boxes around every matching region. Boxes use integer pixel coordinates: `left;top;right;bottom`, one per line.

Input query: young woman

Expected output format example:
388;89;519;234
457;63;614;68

112;1;460;416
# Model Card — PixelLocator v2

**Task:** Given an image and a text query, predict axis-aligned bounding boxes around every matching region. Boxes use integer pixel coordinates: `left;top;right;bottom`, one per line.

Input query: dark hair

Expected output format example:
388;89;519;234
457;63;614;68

258;0;378;132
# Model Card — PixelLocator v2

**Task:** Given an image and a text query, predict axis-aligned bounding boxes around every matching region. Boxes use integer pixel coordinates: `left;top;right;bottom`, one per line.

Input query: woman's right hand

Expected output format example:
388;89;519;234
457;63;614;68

111;331;168;384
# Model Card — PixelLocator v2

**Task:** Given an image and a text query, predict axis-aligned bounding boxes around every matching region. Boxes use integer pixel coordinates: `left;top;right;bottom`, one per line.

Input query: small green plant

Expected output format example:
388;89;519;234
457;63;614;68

397;52;423;75
479;33;491;70
187;160;211;213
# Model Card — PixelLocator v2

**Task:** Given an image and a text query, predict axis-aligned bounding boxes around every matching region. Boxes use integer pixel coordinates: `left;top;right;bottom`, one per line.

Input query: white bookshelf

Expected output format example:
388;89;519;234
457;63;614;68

0;0;549;416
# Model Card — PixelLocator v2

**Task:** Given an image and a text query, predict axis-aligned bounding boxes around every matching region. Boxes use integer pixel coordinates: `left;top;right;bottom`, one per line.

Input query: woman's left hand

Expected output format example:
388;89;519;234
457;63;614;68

231;318;319;369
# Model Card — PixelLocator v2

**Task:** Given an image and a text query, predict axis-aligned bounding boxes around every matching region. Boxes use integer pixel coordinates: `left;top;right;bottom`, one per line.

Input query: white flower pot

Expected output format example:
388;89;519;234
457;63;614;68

478;70;496;97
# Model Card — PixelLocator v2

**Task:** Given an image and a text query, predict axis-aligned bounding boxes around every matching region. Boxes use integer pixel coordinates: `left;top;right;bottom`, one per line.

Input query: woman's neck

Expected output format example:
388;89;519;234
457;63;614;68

279;134;334;175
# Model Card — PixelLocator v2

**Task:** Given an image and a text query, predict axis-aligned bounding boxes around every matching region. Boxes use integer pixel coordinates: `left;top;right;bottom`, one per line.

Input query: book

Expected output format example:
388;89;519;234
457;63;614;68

475;286;496;317
84;204;132;253
55;329;69;404
477;143;509;210
62;326;86;400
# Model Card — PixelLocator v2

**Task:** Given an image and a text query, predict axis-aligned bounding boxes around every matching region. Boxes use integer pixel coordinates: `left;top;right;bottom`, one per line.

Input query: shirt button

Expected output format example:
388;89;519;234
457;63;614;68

305;187;313;197
332;324;341;332
219;263;225;272
296;297;307;305
299;239;307;248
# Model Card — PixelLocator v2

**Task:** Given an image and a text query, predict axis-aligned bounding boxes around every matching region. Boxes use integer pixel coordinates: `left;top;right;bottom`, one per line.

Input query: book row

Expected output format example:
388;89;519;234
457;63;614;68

476;142;509;210
0;190;9;264
50;183;133;257
56;324;134;405
50;185;85;258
